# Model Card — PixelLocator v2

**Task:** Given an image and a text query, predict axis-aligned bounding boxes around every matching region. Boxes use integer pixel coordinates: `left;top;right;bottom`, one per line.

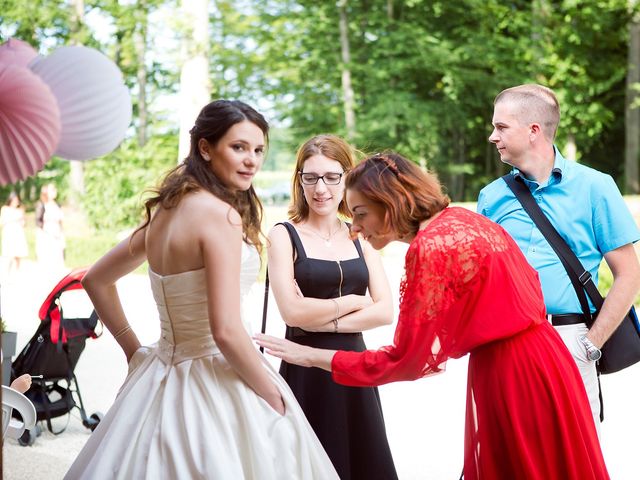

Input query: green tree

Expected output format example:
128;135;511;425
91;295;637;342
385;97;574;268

626;0;640;193
251;0;637;199
2;0;639;207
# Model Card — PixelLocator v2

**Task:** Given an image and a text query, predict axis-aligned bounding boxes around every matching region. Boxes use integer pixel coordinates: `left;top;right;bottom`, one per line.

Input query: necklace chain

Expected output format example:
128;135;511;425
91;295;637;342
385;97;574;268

304;221;342;247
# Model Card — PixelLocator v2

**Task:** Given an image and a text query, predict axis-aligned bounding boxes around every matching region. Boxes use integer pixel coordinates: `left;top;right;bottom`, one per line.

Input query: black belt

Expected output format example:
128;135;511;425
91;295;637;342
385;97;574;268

549;313;586;326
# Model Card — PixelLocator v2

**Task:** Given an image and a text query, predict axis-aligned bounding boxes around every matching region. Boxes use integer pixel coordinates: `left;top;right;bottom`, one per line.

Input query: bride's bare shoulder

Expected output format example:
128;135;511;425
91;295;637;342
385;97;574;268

180;189;240;221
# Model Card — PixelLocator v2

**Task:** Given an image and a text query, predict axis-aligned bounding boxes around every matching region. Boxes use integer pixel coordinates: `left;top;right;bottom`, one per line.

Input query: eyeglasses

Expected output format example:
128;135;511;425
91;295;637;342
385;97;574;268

299;172;343;185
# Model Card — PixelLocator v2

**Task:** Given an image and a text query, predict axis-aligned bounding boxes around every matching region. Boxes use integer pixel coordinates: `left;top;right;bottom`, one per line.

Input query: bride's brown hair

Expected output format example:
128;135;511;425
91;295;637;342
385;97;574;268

134;100;268;252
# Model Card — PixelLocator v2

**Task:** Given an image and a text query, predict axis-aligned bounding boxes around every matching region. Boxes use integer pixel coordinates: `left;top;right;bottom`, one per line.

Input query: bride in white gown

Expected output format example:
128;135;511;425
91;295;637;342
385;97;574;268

65;100;338;480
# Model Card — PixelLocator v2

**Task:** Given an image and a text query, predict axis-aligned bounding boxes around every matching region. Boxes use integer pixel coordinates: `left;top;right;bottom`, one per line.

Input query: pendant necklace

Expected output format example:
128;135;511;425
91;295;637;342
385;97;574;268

305;221;342;247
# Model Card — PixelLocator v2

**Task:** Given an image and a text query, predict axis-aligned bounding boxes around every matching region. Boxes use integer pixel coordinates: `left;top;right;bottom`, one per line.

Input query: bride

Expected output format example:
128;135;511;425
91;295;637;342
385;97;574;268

65;100;338;479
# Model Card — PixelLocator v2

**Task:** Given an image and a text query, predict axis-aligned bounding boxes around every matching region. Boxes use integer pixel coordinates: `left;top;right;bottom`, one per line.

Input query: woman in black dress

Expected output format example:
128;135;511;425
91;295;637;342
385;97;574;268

267;135;398;479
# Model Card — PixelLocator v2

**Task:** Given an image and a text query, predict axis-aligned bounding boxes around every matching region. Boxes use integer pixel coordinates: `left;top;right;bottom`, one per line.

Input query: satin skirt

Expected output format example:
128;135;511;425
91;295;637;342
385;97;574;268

65;339;338;479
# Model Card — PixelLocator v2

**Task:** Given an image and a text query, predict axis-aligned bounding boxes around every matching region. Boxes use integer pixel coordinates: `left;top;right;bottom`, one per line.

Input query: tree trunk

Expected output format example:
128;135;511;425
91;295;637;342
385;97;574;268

178;0;211;163
626;1;640;194
337;0;356;140
135;1;149;147
485;140;495;177
450;130;465;201
531;0;550;77
565;133;577;161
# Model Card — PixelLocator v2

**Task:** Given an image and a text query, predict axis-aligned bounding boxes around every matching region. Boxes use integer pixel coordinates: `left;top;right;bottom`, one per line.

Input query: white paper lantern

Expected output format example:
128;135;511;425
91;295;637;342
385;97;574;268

30;46;132;161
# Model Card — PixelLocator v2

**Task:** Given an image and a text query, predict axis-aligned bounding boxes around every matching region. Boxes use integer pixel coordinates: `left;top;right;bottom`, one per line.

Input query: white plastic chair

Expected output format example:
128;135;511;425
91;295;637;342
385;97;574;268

2;385;36;440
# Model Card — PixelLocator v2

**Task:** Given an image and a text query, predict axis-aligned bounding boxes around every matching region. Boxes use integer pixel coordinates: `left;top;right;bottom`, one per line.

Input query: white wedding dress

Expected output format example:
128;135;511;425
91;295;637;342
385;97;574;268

65;244;338;479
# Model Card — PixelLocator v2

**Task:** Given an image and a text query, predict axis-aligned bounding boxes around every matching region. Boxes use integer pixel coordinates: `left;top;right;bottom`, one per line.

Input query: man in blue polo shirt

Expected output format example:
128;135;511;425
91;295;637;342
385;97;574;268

478;83;640;430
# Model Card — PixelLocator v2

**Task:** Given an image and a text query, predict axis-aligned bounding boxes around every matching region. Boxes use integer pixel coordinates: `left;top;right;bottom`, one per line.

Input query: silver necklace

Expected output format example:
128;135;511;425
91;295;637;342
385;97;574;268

304;221;342;247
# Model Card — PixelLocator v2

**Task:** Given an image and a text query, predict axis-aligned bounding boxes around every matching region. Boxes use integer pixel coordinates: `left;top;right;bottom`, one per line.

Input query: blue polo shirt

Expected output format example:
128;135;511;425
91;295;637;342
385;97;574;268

478;148;640;314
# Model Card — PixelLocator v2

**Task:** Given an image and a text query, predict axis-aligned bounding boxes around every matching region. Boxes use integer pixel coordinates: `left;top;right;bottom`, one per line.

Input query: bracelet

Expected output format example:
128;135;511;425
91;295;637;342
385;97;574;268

113;324;132;340
331;298;340;333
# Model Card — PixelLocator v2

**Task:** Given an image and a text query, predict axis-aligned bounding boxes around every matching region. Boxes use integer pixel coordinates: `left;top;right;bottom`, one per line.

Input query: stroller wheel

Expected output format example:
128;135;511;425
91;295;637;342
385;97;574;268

84;411;103;431
18;429;37;447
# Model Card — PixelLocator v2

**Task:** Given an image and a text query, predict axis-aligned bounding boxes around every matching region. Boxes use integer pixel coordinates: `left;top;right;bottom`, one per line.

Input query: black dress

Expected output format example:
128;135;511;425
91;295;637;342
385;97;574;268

278;222;398;480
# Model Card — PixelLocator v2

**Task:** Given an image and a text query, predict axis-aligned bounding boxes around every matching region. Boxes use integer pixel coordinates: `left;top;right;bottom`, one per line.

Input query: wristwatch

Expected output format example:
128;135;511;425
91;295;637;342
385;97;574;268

579;334;602;362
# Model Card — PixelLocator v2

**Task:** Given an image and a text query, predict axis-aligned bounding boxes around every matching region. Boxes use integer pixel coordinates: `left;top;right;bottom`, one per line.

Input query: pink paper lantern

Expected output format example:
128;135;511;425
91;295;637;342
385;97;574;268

30;46;132;161
0;63;61;185
0;38;39;68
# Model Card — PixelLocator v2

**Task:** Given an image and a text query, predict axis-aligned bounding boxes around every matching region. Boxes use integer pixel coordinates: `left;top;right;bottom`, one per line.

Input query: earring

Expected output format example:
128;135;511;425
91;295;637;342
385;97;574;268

202;154;210;161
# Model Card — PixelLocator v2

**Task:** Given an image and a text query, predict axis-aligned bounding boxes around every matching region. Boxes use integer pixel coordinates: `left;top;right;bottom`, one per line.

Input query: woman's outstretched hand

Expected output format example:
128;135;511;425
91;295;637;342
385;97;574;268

254;334;314;366
254;334;337;372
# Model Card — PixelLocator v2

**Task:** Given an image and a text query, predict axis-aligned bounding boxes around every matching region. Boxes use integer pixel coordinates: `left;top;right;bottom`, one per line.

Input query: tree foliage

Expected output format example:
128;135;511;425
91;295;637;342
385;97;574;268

1;0;639;229
253;0;637;199
82;135;177;230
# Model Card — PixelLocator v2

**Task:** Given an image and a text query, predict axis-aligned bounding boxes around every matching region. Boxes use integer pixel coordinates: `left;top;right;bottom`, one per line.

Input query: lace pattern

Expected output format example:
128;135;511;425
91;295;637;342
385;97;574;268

399;208;512;371
332;207;539;386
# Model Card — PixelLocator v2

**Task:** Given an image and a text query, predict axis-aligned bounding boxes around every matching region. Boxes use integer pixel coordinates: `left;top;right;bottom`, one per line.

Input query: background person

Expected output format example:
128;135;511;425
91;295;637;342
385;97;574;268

267;134;397;479
35;183;65;273
257;152;609;479
0;192;28;278
477;84;640;429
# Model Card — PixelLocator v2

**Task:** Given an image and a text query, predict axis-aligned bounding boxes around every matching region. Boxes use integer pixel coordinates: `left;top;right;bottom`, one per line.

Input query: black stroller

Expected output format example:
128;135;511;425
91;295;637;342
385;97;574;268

11;267;103;446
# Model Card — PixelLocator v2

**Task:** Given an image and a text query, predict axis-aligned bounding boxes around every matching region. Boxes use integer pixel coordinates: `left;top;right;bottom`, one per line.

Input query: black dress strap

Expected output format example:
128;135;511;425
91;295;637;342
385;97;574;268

345;222;364;259
277;222;307;261
353;238;364;258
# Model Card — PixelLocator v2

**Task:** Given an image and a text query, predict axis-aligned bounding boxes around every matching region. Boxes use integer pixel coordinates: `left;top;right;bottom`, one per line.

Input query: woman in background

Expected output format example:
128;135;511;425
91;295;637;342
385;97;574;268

267;135;397;479
1;192;29;277
35;183;65;272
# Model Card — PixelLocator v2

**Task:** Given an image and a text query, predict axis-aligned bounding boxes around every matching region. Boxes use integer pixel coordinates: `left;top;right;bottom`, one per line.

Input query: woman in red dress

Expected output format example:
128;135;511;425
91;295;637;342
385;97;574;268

257;152;609;479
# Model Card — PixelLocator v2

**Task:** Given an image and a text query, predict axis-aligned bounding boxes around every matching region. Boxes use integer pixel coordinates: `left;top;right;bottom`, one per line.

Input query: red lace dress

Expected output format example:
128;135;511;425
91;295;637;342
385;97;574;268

332;207;608;479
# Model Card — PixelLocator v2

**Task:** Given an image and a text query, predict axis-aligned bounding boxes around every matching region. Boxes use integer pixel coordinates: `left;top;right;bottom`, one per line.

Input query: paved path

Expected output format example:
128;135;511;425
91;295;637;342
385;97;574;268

2;244;640;479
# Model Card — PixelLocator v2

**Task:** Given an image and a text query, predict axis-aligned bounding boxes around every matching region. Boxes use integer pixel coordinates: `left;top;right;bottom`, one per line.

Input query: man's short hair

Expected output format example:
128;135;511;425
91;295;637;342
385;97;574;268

495;84;560;141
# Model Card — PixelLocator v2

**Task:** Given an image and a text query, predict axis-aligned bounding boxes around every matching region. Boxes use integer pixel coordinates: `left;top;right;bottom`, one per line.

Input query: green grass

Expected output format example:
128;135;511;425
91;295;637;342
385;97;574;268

65;233;120;269
10;209;130;273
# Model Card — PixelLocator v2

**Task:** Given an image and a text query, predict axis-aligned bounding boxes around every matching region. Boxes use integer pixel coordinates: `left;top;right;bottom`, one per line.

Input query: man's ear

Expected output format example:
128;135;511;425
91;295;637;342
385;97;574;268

529;123;542;141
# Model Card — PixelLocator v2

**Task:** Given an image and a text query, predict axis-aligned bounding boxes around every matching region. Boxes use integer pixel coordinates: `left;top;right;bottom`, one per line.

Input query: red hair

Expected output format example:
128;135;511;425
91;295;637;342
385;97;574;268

345;152;450;238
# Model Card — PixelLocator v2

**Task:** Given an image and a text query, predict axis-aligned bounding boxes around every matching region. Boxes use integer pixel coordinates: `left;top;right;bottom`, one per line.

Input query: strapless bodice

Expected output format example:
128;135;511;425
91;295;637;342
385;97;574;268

147;243;260;363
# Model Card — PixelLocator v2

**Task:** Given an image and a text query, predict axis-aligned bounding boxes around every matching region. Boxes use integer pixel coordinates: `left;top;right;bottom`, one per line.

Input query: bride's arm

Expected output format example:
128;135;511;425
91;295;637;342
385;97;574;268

82;228;146;362
201;203;284;415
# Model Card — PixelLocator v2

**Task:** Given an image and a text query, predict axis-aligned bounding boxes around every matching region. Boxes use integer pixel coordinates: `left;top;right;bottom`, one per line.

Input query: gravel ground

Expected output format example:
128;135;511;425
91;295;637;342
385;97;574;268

2;240;640;479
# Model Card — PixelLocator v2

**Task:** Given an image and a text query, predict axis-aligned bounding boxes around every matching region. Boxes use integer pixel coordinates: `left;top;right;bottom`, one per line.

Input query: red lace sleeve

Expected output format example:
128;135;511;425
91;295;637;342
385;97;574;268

332;219;486;387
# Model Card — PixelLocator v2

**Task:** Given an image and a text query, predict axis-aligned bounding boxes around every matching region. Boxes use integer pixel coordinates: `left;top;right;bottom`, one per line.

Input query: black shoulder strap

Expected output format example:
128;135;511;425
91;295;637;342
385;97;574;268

261;222;296;351
502;174;604;324
280;221;307;260
260;267;269;353
344;222;364;258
